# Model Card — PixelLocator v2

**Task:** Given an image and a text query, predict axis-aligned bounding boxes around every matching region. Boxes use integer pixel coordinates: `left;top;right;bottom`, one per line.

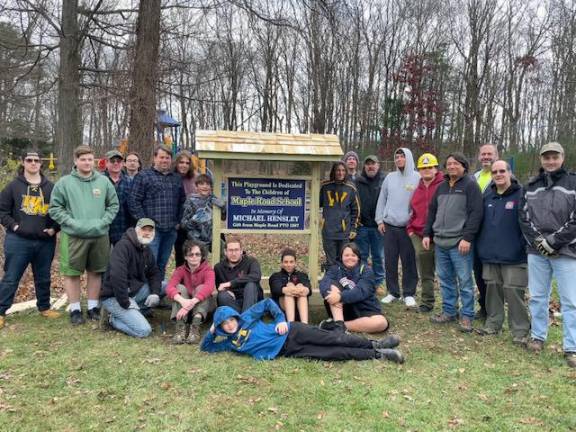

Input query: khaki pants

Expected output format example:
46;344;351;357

411;235;435;308
482;263;530;338
170;284;215;323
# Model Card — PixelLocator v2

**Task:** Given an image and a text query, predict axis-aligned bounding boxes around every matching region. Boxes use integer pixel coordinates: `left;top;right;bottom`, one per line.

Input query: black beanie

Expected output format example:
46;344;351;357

445;152;469;173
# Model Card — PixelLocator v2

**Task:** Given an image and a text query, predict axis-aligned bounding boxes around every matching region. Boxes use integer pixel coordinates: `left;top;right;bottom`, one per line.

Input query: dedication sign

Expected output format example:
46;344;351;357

227;178;306;230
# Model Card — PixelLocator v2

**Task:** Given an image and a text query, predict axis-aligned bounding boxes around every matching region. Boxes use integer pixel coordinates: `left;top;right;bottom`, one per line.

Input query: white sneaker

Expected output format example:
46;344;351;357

404;296;417;308
381;294;400;304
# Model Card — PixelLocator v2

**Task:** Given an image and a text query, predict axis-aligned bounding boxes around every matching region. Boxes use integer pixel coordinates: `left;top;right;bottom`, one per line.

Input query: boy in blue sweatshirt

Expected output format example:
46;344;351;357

201;298;404;362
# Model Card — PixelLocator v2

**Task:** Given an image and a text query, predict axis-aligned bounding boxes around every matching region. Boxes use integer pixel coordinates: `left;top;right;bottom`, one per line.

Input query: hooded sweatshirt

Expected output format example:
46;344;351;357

0;173;59;240
49;168;119;238
201;298;289;360
375;148;420;227
355;170;385;228
406;170;444;237
165;260;215;302
214;254;262;298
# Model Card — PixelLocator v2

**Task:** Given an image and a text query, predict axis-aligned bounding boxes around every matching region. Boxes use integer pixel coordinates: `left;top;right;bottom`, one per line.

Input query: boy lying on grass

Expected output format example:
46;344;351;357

201;298;404;363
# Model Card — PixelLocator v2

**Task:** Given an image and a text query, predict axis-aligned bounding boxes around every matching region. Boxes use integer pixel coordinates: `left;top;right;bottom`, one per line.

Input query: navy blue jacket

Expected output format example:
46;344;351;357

476;181;526;265
201;299;288;360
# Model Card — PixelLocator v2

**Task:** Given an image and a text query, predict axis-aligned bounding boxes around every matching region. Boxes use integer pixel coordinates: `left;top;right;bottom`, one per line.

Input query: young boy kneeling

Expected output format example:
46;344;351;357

201;298;404;363
269;248;311;323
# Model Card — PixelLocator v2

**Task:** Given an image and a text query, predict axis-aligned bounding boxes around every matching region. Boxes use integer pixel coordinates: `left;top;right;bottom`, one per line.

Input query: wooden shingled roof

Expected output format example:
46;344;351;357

195;130;343;161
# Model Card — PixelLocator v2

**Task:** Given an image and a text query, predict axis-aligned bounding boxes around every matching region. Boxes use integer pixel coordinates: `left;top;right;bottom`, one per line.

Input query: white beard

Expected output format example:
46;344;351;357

138;234;154;245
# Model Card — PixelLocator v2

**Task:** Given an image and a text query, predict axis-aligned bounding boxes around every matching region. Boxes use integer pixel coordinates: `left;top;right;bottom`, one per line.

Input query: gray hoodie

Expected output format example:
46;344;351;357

375;147;420;227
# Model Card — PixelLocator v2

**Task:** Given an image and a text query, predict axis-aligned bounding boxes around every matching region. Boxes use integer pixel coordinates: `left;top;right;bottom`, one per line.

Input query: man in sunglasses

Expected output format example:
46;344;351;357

0;151;60;329
99;218;162;338
519;142;576;368
475;160;529;343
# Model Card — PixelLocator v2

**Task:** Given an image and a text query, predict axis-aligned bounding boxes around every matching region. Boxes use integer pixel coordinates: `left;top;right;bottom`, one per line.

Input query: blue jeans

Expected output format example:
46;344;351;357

0;233;56;315
101;283;158;338
435;245;475;319
148;229;178;280
528;254;576;352
356;226;385;285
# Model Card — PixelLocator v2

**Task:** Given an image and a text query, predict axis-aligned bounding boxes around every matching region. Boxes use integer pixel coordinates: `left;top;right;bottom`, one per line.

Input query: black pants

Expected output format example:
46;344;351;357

280;322;376;361
473;251;487;312
174;228;188;268
216;282;263;312
322;236;346;268
383;224;418;297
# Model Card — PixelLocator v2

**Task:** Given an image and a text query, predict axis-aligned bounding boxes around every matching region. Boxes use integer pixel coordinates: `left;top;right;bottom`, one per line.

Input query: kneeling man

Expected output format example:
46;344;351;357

100;218;162;338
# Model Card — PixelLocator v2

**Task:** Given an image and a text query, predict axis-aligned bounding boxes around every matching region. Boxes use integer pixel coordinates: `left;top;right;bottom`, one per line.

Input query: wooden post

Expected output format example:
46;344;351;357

308;162;321;290
211;159;223;266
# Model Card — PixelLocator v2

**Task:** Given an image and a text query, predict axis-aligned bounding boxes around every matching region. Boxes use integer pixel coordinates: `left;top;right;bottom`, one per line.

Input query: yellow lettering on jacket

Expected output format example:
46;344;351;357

21;195;49;216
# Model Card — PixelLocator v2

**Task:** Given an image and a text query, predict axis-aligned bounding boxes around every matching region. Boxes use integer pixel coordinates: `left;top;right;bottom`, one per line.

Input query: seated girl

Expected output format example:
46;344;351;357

165;240;216;344
319;243;389;334
269;248;311;323
201;298;403;363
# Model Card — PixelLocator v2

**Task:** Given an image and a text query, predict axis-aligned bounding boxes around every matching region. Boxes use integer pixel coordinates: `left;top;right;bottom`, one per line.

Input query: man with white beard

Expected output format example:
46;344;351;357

99;218;163;338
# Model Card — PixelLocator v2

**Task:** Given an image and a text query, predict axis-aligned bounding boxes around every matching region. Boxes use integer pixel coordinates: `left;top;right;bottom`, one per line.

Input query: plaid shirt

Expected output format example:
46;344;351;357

128;167;185;231
105;171;133;244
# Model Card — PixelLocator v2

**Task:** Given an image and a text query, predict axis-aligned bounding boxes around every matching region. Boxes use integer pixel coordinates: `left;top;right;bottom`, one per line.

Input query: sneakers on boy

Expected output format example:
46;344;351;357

404;296;417;308
172;322;189;344
70;310;85;325
527;338;544;353
418;304;433;313
318;318;346;333
40;310;61;319
565;352;576;368
87;307;101;321
459;318;473;333
375;348;405;364
186;325;201;344
381;294;400;304
372;334;401;350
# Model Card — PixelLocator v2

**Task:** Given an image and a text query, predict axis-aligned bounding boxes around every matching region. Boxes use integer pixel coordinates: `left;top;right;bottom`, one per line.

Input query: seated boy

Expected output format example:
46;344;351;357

201;298;404;363
269;248;311;323
181;174;225;251
165;240;216;344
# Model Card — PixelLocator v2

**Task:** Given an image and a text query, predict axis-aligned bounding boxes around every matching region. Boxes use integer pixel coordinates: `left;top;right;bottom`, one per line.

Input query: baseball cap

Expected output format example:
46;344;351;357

539;142;564;155
364;155;379;164
136;218;155;229
105;150;124;160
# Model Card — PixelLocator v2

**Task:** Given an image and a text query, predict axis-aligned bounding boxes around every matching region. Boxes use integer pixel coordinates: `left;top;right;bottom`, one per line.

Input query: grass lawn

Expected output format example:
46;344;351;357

1;303;575;432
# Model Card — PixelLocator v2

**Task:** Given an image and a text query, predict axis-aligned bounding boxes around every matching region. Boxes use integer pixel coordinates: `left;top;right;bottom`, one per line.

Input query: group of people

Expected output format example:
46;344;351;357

321;143;576;368
0;141;574;368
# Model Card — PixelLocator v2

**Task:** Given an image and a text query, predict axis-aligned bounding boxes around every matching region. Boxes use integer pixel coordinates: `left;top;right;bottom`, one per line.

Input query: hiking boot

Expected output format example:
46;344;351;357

376;348;405;364
87;307;101;321
381;294;400;304
512;336;528;347
319;319;346;333
99;308;112;331
40;309;61;319
186;325;201;344
70;310;85;326
430;313;456;324
0;315;5;330
565;352;576;368
459;318;473;333
372;334;401;350
172;322;189;344
404;296;417;308
475;327;500;336
418;304;433;313
527;338;544;353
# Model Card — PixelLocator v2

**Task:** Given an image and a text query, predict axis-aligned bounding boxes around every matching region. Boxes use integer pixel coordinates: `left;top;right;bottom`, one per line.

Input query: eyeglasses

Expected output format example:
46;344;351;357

25;158;40;163
186;252;202;257
491;169;507;175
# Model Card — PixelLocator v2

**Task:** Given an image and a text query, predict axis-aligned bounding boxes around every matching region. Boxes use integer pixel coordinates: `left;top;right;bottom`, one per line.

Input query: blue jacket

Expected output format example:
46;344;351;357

201;299;289;360
476;181;526;265
319;263;381;314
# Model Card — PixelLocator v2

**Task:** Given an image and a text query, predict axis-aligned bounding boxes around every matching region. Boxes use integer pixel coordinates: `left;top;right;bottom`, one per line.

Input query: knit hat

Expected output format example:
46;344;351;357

445;152;469;173
343;151;360;164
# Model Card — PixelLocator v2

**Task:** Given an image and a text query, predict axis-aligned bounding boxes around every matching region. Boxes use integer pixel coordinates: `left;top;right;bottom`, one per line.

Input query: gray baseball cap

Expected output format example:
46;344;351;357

539;142;564;155
136;218;155;228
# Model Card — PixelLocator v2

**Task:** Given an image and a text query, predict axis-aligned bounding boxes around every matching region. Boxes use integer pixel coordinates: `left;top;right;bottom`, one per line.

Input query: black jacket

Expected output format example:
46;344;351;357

100;228;162;308
269;269;312;302
0;173;58;240
214;254;262;298
476;181;526;264
519;167;576;258
355;171;384;228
